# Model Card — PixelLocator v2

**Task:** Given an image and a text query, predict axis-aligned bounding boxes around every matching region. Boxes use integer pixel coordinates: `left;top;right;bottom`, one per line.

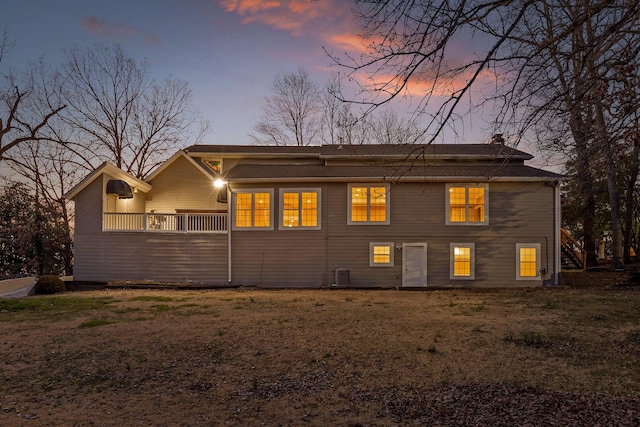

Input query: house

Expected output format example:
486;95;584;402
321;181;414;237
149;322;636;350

65;143;563;288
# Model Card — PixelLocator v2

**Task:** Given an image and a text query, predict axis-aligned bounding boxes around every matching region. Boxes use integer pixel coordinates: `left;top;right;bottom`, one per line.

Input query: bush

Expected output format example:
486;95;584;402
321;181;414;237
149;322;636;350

34;275;66;295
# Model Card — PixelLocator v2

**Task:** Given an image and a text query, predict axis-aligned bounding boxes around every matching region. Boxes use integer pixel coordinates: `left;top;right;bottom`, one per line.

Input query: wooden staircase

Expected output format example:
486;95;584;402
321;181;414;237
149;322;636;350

561;229;586;270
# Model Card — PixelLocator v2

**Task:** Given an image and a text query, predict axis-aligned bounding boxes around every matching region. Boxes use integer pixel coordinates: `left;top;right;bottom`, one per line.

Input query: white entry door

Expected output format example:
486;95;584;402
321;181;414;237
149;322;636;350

402;243;427;287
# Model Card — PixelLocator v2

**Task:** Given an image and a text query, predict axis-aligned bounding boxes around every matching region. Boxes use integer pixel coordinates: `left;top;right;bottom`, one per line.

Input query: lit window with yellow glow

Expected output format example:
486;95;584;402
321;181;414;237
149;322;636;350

517;243;541;280
349;184;390;225
279;189;320;230
450;243;475;280
233;190;273;230
446;184;488;225
370;242;394;266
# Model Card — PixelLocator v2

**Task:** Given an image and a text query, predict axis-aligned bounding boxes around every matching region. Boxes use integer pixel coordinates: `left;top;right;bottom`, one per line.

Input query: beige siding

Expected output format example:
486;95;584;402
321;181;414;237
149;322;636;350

73;232;228;283
73;167;556;288
74;175;105;234
323;181;555;288
231;231;326;287
225;181;555;288
146;156;226;213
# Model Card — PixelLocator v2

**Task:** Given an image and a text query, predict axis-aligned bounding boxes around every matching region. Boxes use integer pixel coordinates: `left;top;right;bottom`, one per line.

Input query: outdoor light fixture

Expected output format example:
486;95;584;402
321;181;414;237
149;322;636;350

106;180;133;199
214;178;228;203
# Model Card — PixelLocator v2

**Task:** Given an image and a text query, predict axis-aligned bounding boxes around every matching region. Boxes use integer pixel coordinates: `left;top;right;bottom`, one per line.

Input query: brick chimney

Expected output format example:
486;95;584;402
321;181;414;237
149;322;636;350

490;134;505;144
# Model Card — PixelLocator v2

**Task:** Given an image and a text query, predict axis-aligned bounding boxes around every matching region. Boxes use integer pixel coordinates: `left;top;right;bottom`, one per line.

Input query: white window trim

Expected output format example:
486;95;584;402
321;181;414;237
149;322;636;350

516;243;541;280
445;183;489;226
231;189;274;231
348;184;391;225
370;242;395;267
278;188;322;230
450;243;476;280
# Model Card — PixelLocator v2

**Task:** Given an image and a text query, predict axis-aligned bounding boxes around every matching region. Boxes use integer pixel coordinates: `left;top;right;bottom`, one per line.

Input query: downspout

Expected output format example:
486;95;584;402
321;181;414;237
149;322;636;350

227;184;232;283
554;182;561;286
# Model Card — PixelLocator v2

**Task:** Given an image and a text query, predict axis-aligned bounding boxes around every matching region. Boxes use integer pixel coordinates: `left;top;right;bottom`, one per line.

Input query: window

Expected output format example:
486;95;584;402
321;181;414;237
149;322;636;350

233;190;273;230
279;189;321;230
370;242;394;267
348;184;390;225
516;243;541;280
450;243;475;280
446;184;488;225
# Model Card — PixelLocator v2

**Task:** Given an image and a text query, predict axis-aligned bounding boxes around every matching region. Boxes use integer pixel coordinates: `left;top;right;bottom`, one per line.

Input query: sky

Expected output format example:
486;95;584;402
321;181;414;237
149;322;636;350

2;0;500;148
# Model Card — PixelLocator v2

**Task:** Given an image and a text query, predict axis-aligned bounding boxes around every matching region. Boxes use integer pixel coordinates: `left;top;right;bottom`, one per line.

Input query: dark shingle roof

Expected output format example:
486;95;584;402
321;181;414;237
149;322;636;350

225;163;562;182
185;144;533;160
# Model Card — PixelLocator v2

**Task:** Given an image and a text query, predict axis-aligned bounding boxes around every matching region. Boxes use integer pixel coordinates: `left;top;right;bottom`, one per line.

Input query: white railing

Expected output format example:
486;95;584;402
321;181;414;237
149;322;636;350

103;212;227;233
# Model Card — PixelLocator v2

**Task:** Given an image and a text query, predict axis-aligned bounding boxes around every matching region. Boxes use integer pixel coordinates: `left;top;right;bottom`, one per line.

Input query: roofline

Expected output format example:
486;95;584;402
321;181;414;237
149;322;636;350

145;150;216;182
188;152;321;160
319;152;534;161
185;144;534;161
226;176;563;184
64;162;152;200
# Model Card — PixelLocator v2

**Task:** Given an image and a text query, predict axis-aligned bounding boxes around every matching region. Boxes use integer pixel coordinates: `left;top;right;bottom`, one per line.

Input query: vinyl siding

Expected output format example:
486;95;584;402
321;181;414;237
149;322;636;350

73;232;228;283
229;183;327;287
323;181;554;288
225;180;555;288
72;161;557;288
74;175;104;234
146;155;226;213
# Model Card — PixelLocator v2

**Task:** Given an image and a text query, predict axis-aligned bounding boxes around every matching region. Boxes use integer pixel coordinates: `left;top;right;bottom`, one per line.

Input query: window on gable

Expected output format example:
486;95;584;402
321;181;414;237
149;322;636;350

516;243;541;280
233;190;273;230
349;184;390;225
446;184;488;225
450;243;475;280
279;189;321;230
370;242;394;267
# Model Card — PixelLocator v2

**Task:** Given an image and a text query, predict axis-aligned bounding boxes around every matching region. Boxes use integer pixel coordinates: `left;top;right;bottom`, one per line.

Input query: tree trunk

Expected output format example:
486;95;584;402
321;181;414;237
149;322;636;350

569;111;599;267
594;100;624;270
623;142;640;263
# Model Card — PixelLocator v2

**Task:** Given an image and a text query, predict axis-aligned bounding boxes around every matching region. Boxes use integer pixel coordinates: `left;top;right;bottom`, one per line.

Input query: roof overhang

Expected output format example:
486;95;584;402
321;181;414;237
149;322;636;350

145;150;217;182
64;163;151;200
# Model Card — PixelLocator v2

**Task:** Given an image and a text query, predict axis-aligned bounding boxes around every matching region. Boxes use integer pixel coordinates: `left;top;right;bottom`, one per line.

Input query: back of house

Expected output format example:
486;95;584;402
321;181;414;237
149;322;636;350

65;143;563;288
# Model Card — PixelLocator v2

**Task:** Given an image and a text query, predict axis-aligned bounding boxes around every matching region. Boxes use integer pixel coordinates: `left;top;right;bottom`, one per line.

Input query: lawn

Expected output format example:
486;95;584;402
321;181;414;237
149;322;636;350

1;287;639;426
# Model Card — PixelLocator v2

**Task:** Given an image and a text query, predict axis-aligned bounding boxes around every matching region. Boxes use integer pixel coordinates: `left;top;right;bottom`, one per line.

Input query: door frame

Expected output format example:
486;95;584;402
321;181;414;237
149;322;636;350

402;243;428;287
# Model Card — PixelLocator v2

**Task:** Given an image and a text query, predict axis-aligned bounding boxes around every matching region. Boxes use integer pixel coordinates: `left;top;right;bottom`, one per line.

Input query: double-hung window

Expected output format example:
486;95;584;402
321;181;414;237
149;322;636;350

279;189;321;230
348;184;390;225
446;184;488;225
233;190;273;230
450;243;475;280
516;243;541;280
370;242;394;267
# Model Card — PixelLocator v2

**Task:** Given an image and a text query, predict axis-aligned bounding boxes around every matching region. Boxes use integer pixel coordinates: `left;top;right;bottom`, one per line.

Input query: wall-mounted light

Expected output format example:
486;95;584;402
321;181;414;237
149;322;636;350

214;178;228;204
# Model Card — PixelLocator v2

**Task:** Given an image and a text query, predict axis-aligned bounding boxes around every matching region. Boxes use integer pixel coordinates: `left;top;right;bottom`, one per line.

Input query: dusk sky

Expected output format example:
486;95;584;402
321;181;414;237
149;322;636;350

3;0;500;148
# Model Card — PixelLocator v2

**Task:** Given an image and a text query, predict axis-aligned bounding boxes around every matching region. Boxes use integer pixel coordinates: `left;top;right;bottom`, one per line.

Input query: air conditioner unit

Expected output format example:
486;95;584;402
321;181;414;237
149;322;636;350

334;268;350;287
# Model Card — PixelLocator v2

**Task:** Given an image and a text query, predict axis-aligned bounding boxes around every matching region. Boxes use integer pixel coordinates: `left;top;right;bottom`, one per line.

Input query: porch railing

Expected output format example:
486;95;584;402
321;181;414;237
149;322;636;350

103;212;227;233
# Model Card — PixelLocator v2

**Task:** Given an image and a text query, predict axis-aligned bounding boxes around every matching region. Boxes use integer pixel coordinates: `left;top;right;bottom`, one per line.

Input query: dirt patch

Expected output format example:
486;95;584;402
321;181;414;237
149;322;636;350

1;288;639;425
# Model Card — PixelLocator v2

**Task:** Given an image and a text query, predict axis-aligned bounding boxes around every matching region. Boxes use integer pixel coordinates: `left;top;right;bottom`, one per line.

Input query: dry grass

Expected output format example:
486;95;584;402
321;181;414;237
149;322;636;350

1;287;639;426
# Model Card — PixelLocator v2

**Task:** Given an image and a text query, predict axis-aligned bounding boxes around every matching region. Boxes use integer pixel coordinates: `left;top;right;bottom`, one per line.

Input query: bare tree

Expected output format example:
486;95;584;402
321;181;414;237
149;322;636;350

252;67;321;146
0;29;65;161
333;0;640;268
60;43;207;178
320;72;371;145
370;109;424;145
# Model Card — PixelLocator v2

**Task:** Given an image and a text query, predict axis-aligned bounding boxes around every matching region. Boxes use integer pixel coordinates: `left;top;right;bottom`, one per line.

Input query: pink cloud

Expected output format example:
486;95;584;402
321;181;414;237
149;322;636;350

220;0;348;38
221;0;280;14
81;16;161;45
